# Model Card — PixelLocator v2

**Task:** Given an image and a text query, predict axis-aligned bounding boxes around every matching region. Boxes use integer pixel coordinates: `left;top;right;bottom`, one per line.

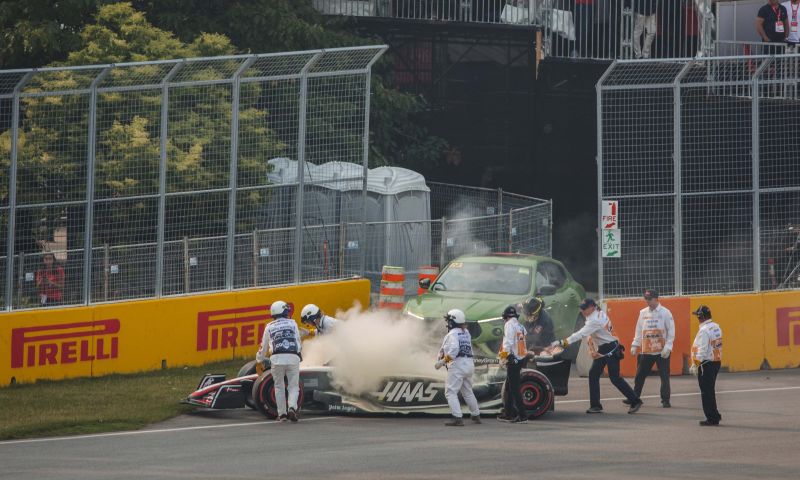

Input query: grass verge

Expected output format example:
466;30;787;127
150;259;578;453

0;359;247;441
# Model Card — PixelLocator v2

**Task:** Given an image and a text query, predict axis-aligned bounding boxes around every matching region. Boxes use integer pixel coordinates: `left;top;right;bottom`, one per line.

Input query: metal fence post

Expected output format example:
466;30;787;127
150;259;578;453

226;57;255;290
16;252;25;307
252;229;259;287
338;221;347;276
360;72;373;278
103;243;110;302
673;63;692;296
508;210;514;252
752;59;771;292
294;53;323;284
83;67;111;305
439;217;447;267
497;188;504;251
595;62;615;300
5;72;33;310
156;61;183;297
183;236;190;293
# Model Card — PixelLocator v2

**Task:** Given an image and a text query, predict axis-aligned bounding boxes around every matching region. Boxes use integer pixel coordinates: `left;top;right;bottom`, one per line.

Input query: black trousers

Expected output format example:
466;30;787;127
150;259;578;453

698;361;722;423
504;359;526;418
588;342;639;408
633;354;671;402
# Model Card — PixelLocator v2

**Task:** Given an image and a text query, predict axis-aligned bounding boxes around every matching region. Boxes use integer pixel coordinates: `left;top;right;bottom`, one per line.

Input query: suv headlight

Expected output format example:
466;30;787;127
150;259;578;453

405;310;424;320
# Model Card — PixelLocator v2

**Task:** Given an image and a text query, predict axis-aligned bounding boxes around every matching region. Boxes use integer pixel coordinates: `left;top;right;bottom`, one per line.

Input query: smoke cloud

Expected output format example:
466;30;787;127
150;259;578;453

301;305;445;396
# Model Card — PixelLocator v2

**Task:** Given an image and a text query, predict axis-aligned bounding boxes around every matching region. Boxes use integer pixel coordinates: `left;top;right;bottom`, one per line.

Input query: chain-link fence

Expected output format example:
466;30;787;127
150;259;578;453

0;47;554;310
0;46;387;310
598;55;800;298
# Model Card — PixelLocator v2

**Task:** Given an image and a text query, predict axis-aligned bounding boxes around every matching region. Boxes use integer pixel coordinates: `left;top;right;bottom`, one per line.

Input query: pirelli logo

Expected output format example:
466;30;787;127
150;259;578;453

196;304;292;352
11;319;120;368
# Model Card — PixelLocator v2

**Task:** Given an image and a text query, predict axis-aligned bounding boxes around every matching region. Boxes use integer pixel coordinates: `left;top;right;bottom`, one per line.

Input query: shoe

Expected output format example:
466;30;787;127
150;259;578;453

287;408;298;423
622;399;632;405
628;401;643;414
699;420;719;426
662;401;671;408
586;406;603;414
278;414;288;423
497;415;515;422
445;417;464;427
471;416;482;424
512;416;528;424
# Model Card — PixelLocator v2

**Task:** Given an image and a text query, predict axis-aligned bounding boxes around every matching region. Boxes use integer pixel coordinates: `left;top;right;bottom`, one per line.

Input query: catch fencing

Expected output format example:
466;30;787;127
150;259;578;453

0;46;387;310
597;54;800;298
0;47;553;310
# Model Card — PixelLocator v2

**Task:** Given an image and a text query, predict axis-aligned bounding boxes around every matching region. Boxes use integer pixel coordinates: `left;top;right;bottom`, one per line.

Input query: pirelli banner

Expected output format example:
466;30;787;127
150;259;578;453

606;290;800;374
0;279;369;385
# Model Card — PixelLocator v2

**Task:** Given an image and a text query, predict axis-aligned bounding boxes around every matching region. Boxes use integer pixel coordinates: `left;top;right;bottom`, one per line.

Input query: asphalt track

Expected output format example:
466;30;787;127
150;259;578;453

1;369;798;480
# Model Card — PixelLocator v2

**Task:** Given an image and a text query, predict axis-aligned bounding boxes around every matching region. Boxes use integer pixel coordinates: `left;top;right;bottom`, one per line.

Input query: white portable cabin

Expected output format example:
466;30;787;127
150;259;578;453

266;159;431;288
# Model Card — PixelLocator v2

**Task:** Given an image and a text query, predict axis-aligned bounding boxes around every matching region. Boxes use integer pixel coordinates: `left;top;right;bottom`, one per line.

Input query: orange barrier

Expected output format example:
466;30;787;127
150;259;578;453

0;279;370;386
417;266;439;295
378;266;405;310
604;297;691;377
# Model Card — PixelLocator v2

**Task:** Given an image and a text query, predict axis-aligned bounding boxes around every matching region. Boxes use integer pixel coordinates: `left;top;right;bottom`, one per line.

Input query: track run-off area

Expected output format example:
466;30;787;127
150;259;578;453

1;369;798;480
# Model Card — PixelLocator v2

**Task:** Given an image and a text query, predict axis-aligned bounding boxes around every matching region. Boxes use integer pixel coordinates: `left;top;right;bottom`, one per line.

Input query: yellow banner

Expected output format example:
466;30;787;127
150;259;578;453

0;279;370;385
762;291;800;369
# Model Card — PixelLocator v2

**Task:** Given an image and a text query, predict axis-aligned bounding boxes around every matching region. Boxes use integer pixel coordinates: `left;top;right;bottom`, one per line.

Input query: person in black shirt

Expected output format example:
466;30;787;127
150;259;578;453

520;296;555;350
757;0;789;51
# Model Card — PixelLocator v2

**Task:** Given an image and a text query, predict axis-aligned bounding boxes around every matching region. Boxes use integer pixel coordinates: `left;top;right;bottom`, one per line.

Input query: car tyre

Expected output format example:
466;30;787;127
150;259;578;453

501;369;554;419
252;371;304;419
239;360;270;410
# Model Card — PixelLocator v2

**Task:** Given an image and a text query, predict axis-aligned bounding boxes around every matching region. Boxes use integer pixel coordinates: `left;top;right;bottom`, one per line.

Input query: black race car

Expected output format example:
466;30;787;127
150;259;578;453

183;346;572;419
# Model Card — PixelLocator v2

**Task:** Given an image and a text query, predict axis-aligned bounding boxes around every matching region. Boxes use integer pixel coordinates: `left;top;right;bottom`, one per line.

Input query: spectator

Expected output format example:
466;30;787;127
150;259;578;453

782;0;800;50
36;252;64;306
634;0;658;58
757;0;789;52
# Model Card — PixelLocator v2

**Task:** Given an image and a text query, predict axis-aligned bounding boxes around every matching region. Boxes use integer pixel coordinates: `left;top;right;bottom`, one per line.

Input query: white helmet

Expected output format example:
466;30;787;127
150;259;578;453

270;300;290;318
300;304;322;326
444;309;466;329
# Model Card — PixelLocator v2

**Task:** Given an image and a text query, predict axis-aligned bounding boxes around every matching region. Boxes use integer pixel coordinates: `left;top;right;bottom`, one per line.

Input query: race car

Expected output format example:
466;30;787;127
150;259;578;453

183;346;571;419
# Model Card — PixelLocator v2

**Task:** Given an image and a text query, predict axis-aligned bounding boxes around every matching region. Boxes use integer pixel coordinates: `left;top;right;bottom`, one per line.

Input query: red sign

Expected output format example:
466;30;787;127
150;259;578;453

196;303;293;351
776;306;800;347
11;319;120;368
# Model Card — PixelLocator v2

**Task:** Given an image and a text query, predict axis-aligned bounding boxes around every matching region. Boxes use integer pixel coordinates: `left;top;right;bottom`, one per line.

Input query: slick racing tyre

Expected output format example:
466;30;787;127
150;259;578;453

239;360;271;410
501;369;555;419
252;371;304;419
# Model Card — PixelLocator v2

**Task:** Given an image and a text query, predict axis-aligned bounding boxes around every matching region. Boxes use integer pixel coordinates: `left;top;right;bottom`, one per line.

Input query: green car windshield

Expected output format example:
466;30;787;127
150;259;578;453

434;262;532;295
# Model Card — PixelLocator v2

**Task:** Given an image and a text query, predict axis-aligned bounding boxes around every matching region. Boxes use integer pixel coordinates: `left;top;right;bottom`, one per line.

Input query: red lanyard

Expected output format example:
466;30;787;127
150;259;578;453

773;4;783;21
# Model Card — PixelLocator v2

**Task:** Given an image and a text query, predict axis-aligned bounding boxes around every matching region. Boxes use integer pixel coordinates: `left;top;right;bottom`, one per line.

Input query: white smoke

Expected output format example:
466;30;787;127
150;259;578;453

444;199;493;257
300;305;445;396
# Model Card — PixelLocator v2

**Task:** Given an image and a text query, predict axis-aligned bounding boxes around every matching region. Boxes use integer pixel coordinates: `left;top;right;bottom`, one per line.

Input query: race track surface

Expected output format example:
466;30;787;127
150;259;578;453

2;369;798;480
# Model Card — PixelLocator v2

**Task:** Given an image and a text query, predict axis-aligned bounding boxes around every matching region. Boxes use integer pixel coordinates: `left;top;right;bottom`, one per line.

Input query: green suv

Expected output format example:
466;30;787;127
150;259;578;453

404;254;586;357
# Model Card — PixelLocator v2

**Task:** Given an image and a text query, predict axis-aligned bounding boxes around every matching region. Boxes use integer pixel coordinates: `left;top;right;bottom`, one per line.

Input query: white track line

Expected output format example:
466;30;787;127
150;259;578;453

556;385;800;404
0;416;337;446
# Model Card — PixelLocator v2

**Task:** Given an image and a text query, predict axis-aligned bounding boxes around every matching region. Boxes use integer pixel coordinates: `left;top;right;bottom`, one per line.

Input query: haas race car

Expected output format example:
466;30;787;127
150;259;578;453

183;346;573;419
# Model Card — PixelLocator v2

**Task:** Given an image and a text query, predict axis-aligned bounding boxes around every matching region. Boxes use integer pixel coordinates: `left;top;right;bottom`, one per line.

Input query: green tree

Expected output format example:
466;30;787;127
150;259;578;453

0;0;97;69
137;0;448;170
1;2;283;256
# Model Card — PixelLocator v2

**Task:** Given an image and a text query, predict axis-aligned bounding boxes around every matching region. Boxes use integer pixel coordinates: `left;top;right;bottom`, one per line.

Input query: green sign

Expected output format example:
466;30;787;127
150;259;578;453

602;229;621;258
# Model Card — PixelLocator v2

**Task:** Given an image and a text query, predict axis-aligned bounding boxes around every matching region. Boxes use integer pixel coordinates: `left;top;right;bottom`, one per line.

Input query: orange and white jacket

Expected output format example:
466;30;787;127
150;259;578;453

565;309;618;349
500;319;527;360
632;304;675;354
691;319;723;364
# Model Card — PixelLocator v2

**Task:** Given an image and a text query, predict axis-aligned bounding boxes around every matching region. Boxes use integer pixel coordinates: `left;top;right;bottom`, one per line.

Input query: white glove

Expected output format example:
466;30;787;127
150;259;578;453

434;359;446;370
689;364;698;376
660;347;671;359
550;339;567;348
630;346;638;356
